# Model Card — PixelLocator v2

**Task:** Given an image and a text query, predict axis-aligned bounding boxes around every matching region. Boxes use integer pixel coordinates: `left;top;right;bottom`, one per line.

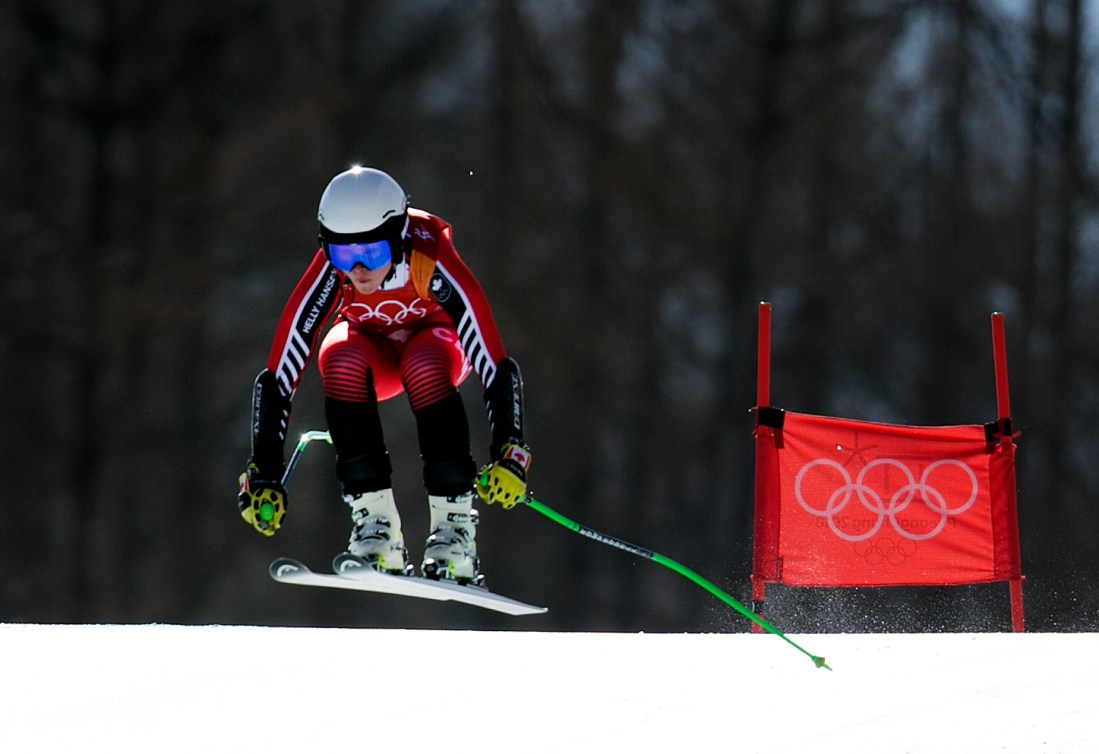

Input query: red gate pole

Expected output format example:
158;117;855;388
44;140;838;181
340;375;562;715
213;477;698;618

991;312;1025;632
757;301;772;409
991;312;1012;433
750;302;773;633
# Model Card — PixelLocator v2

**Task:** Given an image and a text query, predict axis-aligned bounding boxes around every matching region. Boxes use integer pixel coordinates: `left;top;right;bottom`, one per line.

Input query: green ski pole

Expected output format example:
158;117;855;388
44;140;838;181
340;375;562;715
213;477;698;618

280;430;334;488
282;432;828;668
523;495;830;670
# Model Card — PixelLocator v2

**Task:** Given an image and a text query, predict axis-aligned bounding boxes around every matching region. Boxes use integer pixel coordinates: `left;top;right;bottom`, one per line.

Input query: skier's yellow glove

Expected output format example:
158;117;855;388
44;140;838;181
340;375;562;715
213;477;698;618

238;463;287;536
476;442;532;509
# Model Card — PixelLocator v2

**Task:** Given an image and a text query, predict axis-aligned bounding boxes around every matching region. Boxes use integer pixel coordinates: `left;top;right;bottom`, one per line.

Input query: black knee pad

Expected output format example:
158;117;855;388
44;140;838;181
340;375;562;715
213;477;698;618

336;452;393;496
423;458;477;497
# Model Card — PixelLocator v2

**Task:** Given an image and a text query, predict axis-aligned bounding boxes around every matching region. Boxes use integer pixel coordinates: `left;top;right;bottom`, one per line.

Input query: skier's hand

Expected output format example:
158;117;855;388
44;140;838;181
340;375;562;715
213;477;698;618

476;442;532;509
238;461;287;536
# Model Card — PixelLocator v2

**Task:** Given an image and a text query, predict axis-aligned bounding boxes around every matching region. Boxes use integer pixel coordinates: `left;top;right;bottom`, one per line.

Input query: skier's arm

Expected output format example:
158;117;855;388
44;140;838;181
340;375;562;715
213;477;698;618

239;250;342;535
431;228;531;507
253;250;341;465
478;356;532;508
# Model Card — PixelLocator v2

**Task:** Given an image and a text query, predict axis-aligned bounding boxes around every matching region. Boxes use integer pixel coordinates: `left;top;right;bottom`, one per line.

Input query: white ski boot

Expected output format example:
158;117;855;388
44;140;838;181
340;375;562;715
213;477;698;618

345;488;412;576
421;492;482;585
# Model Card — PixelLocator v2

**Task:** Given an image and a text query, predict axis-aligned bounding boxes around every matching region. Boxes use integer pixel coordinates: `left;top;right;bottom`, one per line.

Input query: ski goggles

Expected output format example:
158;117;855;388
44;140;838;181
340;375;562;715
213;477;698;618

323;239;393;272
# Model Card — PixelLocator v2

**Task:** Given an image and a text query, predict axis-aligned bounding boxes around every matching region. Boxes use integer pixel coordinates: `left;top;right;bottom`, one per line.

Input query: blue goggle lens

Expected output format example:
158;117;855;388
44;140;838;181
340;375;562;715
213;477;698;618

325;239;393;272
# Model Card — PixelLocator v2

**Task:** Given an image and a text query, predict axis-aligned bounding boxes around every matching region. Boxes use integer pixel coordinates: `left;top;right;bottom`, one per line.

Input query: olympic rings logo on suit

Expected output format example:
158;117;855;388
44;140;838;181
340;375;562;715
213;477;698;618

794;458;979;542
343;299;427;326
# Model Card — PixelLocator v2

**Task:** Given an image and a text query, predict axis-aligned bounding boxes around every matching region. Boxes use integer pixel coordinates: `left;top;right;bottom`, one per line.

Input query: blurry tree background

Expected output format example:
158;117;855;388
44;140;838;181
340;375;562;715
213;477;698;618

2;0;1097;632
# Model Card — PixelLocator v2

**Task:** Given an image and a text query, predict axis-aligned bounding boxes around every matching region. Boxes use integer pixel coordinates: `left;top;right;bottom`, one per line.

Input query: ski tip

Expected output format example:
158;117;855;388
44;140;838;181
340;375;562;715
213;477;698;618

332;552;368;574
269;557;308;580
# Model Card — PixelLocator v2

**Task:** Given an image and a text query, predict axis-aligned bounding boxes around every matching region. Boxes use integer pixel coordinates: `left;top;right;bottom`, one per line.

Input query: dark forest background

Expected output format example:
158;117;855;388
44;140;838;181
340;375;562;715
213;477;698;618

2;0;1097;633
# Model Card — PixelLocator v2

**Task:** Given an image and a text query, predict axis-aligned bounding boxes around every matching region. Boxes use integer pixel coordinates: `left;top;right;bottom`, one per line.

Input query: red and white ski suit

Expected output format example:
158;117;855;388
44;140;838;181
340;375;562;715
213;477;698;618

259;208;520;458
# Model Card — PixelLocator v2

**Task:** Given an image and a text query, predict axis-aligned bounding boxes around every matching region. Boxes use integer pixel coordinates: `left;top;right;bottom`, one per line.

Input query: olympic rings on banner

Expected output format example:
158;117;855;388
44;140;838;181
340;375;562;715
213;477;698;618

794;458;979;542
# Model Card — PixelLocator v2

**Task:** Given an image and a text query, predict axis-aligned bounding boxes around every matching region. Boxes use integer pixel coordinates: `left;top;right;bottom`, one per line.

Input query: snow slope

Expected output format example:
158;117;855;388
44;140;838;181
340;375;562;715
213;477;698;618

0;625;1093;753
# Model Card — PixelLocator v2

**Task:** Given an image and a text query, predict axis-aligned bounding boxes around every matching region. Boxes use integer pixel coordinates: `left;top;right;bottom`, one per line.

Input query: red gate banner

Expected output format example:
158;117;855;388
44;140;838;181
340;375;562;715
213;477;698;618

752;411;1021;588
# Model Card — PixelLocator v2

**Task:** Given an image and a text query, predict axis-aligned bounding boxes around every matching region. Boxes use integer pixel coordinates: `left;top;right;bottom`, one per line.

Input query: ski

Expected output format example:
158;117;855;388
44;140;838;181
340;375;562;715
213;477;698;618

269;556;547;617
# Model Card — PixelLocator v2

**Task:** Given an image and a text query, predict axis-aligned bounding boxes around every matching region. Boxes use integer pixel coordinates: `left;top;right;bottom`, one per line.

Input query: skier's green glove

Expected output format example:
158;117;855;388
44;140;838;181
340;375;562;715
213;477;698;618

238;461;287;536
476;442;532;509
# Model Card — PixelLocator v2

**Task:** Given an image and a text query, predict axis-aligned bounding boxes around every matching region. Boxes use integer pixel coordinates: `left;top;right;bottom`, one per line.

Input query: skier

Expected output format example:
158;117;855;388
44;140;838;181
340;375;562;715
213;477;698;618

237;166;532;585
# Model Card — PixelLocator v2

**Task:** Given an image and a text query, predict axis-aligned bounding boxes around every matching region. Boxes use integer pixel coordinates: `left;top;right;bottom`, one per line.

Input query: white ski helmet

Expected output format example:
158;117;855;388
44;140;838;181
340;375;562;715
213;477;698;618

317;166;409;258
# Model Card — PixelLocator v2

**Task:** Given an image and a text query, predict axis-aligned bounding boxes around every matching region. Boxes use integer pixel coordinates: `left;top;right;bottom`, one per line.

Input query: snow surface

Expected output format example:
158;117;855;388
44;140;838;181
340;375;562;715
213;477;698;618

1;624;1094;753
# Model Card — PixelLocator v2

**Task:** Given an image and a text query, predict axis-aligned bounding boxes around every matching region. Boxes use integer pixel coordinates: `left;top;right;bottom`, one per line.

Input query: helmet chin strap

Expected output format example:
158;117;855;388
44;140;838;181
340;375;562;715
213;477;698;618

376;232;416;287
383;262;398;284
394;233;412;265
391;215;411;265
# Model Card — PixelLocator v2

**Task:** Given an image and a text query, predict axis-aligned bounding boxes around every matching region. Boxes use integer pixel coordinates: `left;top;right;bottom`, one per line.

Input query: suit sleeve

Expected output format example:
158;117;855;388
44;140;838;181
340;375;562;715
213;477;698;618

251;250;342;471
265;249;343;399
431;227;524;455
